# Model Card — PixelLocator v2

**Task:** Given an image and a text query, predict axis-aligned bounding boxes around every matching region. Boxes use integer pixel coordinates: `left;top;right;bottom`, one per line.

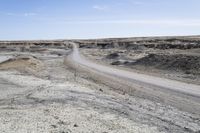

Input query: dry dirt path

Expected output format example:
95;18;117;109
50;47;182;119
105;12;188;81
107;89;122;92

69;42;200;115
70;42;200;97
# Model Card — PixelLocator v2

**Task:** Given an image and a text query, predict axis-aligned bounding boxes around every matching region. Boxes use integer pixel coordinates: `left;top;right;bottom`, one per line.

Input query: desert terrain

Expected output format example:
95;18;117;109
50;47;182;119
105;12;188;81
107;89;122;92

0;37;200;133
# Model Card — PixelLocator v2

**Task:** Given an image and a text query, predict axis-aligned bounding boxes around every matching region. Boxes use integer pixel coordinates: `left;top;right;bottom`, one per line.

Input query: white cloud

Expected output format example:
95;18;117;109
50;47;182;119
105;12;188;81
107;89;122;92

128;0;161;6
23;13;37;17
5;12;37;17
6;13;15;16
60;19;200;27
132;1;144;5
93;5;108;11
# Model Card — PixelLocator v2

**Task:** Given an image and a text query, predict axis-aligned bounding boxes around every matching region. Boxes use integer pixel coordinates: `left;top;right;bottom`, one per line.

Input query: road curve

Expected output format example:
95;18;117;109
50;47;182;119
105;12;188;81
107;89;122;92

70;42;200;97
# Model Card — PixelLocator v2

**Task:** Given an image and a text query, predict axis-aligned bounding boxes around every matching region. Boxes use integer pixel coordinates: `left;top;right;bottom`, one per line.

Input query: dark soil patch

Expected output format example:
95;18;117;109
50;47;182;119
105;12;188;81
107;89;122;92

133;54;200;75
106;53;119;59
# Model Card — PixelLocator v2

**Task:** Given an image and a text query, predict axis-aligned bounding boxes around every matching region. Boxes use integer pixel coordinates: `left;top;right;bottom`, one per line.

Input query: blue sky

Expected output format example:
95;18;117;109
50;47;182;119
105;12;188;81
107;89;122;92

0;0;200;40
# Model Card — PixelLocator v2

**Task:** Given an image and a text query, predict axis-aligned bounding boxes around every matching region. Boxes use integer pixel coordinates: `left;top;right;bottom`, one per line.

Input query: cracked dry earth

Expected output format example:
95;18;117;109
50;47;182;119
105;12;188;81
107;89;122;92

0;51;200;133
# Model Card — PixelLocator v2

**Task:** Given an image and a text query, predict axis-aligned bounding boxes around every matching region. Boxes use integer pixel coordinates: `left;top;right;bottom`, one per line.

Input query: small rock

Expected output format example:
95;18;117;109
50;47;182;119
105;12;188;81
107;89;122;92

54;116;59;120
51;124;57;128
73;124;78;127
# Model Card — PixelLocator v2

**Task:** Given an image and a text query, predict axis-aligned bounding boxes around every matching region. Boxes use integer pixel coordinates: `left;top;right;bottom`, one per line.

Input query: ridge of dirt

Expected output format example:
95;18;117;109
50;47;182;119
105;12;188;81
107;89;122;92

0;56;43;73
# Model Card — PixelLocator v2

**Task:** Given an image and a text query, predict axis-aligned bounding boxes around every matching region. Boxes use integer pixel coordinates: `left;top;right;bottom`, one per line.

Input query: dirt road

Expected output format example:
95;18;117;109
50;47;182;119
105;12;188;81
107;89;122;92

70;42;200;96
69;42;200;114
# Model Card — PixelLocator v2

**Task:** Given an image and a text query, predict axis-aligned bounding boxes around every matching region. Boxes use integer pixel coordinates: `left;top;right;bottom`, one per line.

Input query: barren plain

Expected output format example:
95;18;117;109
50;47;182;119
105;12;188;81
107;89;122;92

0;37;200;133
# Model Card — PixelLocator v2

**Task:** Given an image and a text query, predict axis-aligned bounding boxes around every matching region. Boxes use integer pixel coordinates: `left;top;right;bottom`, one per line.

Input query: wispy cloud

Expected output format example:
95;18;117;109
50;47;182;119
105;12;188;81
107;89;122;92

59;19;200;27
93;5;109;11
128;0;162;6
5;12;37;17
23;13;37;17
6;13;15;16
132;1;144;5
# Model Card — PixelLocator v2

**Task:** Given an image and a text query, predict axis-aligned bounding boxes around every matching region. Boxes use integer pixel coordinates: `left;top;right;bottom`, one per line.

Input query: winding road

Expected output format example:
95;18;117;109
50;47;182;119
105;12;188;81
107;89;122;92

70;42;200;97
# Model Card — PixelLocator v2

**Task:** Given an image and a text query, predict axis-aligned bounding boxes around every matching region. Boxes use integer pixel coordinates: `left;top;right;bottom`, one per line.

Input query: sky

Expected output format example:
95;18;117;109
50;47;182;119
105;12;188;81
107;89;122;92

0;0;200;40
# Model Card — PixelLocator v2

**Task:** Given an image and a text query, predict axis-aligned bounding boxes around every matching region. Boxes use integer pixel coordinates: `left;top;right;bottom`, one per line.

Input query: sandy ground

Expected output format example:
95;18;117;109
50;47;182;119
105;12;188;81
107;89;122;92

0;48;200;133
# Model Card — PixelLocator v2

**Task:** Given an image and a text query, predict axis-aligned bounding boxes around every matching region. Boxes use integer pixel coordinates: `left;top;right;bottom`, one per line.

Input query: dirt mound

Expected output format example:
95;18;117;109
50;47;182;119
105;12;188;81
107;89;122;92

134;54;200;75
0;56;43;72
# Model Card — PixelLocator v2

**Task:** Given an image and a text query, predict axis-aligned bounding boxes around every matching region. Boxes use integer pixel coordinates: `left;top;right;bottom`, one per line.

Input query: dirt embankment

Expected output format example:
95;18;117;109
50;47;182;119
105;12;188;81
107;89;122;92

0;41;70;52
0;56;43;73
77;37;200;49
